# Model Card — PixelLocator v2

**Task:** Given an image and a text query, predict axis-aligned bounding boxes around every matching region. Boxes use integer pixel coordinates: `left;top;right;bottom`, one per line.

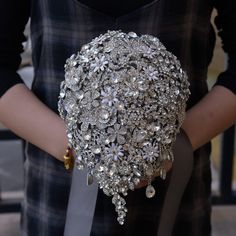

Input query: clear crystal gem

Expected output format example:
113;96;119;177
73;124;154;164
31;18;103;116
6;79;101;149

116;103;125;111
60;91;65;98
153;124;160;132
128;32;137;38
105;138;110;144
135;130;147;142
93;146;101;154
146;185;156;198
108;165;116;176
133;168;142;177
92;100;100;107
165;138;172;144
84;133;91;140
98;165;104;172
76;162;84;170
81;44;89;50
76;91;84;100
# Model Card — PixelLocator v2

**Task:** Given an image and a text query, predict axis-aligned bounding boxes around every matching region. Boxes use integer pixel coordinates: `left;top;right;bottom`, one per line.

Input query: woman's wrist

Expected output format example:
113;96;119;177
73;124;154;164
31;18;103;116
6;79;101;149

50;119;69;161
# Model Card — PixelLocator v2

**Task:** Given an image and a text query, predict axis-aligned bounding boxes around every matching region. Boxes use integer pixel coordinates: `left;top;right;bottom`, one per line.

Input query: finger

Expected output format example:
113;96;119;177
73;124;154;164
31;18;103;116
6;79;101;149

134;180;148;189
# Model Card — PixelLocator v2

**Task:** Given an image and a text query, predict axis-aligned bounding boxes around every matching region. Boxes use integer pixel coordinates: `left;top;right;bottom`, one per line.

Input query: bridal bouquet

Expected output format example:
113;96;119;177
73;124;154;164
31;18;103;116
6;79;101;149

58;30;190;224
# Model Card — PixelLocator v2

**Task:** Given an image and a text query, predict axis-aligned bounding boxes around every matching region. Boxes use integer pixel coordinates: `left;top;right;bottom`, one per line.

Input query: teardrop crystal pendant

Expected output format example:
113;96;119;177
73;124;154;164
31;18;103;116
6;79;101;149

87;173;94;186
145;184;156;198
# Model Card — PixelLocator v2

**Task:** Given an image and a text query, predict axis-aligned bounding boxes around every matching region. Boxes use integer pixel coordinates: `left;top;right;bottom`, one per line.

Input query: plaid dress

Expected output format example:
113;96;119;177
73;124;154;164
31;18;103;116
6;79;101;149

22;0;216;235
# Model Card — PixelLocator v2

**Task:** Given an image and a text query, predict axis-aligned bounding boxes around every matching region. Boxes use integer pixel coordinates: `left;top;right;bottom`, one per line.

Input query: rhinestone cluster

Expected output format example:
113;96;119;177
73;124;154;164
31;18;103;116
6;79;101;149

58;30;190;224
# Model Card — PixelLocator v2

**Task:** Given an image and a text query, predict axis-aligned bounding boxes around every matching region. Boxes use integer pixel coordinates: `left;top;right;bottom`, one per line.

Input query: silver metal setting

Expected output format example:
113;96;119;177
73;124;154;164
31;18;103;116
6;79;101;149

58;30;190;224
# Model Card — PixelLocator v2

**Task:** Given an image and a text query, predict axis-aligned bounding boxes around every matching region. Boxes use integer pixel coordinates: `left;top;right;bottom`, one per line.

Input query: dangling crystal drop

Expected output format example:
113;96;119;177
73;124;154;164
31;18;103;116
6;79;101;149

146;184;156;198
160;168;166;180
87;173;94;185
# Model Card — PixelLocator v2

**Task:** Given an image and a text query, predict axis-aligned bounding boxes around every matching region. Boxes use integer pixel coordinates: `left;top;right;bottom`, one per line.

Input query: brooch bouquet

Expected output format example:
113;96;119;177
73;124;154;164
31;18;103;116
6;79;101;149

58;30;190;224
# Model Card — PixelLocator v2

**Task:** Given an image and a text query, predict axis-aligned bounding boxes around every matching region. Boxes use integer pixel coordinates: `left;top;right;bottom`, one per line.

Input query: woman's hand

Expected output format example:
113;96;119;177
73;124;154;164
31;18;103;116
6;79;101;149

134;129;192;189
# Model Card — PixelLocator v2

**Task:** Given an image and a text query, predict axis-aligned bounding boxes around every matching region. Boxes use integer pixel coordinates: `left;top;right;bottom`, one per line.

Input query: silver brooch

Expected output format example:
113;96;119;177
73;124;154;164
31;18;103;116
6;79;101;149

58;30;190;224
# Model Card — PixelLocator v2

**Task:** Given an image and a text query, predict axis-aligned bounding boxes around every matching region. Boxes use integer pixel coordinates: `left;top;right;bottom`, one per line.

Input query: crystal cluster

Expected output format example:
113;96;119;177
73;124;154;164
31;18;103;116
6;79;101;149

58;30;190;224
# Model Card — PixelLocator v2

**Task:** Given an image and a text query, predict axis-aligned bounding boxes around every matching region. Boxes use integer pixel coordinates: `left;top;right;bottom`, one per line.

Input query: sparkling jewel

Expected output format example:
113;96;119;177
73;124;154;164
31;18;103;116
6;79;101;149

76;91;84;99
98;165;104;172
100;109;109;119
153;124;161;132
76;162;84;170
60;91;65;98
128;32;137;38
134;130;147;142
84;133;91;140
105;138;110;144
116;103;125;111
133;168;142;177
108;164;117;176
93;146;101;154
146;184;156;198
81;44;89;51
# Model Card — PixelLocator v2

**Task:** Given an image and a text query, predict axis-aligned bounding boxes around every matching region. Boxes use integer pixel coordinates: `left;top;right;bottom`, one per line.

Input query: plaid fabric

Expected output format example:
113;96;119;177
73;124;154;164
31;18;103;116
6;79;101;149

22;0;216;235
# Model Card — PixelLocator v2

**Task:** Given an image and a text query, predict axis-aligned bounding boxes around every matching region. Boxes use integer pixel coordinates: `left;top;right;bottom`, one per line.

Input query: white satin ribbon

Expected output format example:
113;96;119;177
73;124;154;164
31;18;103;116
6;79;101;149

64;132;193;236
64;168;98;236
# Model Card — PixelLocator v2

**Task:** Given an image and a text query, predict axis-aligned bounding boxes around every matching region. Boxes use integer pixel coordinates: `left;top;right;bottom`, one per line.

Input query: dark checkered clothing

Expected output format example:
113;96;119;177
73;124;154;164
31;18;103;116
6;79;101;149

20;0;229;235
